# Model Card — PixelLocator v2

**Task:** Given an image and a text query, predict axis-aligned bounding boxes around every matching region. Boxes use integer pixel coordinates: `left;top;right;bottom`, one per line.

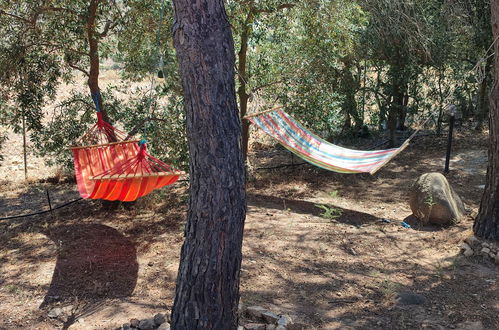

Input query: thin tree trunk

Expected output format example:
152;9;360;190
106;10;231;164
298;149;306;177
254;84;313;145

86;0;110;124
475;59;492;131
474;0;499;241
171;0;247;328
238;10;254;161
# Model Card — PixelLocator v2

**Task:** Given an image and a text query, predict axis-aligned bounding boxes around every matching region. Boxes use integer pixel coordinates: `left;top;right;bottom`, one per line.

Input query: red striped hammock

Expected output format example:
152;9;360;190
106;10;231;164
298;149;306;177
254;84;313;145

247;109;414;175
70;113;183;201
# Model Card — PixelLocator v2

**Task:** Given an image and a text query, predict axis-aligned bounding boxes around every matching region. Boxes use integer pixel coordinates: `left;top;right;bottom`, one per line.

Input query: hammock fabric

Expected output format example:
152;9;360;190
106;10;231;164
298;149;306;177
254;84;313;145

70;112;182;201
247;109;411;175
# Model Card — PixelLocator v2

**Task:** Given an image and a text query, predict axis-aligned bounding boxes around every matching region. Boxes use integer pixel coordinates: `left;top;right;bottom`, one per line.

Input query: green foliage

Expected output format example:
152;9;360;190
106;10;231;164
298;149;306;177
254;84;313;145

0;0;494;171
315;203;343;220
328;190;339;198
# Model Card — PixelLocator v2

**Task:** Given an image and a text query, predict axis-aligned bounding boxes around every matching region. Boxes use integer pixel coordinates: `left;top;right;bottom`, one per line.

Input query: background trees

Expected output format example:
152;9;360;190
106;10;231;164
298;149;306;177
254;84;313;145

0;0;495;168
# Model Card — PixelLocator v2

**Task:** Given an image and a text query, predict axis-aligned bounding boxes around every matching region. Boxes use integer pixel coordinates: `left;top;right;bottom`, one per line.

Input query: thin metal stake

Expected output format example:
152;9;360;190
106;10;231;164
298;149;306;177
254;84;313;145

22;109;28;181
444;113;455;173
46;189;54;218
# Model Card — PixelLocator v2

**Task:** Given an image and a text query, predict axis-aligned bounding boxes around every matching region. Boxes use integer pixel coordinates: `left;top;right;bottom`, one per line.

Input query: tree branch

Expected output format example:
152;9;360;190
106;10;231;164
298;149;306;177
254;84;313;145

126;117;169;139
0;9;31;24
251;80;285;94
97;20;120;38
67;62;90;76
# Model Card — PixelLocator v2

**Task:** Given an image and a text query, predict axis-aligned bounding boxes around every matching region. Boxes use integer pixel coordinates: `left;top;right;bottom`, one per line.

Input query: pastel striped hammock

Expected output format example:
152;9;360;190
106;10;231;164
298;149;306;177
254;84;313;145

246;108;416;175
70;112;183;201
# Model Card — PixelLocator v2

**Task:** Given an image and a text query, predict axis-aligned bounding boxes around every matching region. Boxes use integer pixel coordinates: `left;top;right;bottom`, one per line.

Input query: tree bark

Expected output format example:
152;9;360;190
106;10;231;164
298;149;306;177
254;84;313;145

171;0;247;329
238;10;254;161
475;57;492;131
86;0;110;124
474;0;499;241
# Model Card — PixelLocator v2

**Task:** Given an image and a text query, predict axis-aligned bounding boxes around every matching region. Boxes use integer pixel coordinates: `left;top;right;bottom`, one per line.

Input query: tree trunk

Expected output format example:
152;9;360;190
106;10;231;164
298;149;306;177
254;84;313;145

474;0;499;241
475;58;492;131
171;0;247;328
86;0;110;124
238;10;254;161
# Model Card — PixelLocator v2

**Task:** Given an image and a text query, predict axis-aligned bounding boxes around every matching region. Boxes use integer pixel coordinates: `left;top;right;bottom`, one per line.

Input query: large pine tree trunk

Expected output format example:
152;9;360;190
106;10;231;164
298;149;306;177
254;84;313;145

474;0;499;241
171;0;247;328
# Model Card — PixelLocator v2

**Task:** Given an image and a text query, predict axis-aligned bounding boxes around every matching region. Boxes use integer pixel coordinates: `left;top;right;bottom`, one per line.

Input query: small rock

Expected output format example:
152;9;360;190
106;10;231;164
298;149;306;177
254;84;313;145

130;319;140;328
48;307;63;319
266;325;276;330
461;242;471;252
238;326;244;330
262;311;280;324
464;249;474;257
277;315;293;327
139;318;155;330
455;320;484;330
481;242;490;248
395;292;426;305
247;306;267;320
244;323;266;330
154;313;166;326
157;322;170;330
122;323;131;330
138;319;155;330
480;247;491;255
465;236;479;247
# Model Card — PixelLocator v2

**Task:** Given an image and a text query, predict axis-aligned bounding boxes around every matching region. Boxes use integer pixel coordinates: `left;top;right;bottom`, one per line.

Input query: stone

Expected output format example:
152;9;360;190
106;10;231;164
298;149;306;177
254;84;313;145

463;248;474;257
122;324;131;330
138;318;155;330
130;319;140;328
247;306;267;320
154;313;166;326
265;325;276;330
61;305;74;314
461;242;471;251
455;320;484;330
480;247;491;256
262;311;280;324
244;323;267;330
461;242;474;257
277;315;293;327
157;322;170;330
409;173;466;225
48;307;63;319
465;236;479;247
395;292;426;305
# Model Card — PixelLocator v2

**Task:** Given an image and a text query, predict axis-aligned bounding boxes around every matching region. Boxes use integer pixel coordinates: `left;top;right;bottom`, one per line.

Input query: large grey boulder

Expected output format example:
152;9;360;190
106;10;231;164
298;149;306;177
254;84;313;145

409;173;466;225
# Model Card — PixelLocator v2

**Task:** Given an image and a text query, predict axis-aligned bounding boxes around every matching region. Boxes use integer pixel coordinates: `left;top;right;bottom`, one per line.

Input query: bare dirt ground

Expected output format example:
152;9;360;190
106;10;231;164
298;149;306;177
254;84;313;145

1;119;498;330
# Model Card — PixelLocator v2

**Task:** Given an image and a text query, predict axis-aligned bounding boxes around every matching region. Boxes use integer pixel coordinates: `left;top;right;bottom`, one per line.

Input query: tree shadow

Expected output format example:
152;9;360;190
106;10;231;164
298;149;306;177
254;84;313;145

39;224;138;327
249;193;379;226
